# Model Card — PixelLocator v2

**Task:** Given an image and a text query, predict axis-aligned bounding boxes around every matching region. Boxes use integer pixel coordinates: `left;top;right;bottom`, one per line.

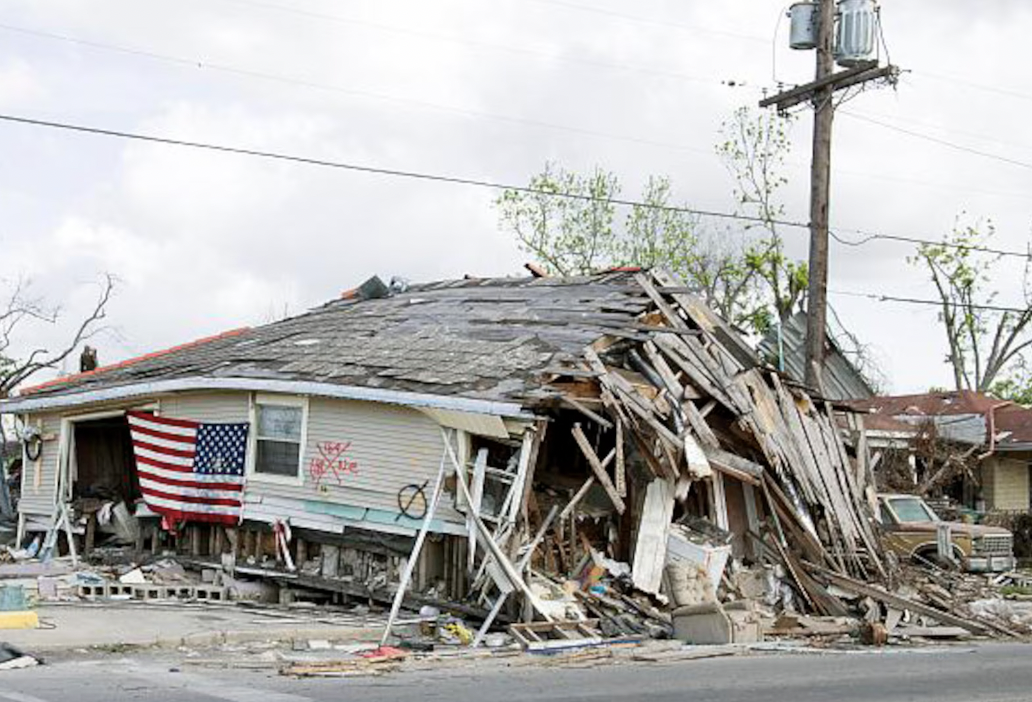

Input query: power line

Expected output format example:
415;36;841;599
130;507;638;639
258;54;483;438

0;23;721;156
831;289;1031;314
520;0;769;43
12;21;1026;207
2;110;1031;263
829;228;1031;259
913;69;1032;104
839;110;1032;171
212;0;757;89
844;109;1032;155
0;111;803;228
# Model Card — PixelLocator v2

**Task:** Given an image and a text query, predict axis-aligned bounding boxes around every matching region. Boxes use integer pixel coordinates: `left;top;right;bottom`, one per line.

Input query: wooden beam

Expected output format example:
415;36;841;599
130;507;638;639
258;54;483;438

571;423;625;514
810;565;990;636
560;395;614;430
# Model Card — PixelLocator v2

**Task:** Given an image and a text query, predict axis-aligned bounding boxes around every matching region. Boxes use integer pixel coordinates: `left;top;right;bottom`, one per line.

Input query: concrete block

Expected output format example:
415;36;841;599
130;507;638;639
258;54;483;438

193;585;227;601
672;603;733;645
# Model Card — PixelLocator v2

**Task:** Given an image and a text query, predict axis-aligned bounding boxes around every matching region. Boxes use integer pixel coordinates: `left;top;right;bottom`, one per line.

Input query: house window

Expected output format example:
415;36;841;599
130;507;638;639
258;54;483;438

251;396;307;480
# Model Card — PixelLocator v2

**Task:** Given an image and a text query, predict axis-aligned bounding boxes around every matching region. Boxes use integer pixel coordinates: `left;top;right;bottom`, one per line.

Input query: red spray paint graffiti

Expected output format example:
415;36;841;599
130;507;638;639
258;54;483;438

308;440;359;488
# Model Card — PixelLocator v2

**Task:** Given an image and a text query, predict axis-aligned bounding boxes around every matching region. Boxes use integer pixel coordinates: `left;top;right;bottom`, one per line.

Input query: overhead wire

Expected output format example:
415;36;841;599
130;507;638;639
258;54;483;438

0;111;809;229
9;21;1027;205
0;23;724;157
210;0;757;89
912;69;1032;104
830;289;1032;315
839;110;1032;171
1;110;1031;264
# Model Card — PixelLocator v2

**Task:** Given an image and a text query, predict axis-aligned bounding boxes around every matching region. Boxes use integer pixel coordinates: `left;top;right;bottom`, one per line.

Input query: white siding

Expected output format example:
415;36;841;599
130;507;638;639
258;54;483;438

16;390;467;534
19;413;61;517
245;396;465;527
159;393;249;423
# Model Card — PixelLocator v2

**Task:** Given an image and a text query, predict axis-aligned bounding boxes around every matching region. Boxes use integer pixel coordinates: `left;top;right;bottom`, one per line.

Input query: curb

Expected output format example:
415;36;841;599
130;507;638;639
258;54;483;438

23;625;385;654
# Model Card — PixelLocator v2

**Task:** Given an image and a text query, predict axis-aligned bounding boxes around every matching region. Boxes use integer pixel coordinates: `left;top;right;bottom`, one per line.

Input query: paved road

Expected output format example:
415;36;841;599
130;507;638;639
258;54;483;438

0;643;1031;702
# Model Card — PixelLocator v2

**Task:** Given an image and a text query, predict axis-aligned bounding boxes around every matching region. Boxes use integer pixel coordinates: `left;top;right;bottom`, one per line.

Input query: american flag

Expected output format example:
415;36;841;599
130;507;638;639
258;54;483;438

127;411;249;526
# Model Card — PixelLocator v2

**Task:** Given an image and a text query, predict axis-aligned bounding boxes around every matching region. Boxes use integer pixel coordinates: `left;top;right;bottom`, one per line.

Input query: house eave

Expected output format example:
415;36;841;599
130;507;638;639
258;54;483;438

0;376;534;419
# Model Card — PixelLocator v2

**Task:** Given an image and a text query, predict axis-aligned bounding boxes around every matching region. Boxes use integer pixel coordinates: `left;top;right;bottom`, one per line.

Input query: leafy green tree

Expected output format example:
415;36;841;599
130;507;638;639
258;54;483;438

911;217;1032;393
495;164;619;277
495;107;810;337
717;107;807;332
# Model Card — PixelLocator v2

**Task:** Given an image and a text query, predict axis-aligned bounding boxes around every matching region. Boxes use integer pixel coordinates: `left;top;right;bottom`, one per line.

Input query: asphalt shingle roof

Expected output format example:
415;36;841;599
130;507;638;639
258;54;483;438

19;272;653;406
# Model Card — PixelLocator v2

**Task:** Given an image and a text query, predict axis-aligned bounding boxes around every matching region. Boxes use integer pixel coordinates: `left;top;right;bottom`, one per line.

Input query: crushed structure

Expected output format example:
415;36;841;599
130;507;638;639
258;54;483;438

0;269;1025;649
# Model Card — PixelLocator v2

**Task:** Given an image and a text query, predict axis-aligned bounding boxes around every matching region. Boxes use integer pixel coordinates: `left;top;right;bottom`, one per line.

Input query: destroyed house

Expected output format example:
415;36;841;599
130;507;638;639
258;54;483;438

850;391;1032;513
0;269;889;629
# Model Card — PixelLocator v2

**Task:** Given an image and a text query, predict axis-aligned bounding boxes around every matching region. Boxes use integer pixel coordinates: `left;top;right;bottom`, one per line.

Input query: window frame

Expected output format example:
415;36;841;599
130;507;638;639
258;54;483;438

246;393;309;486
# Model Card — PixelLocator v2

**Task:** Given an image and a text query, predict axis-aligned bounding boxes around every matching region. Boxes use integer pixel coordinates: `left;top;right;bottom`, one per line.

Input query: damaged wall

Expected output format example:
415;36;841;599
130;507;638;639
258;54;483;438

18;390;480;539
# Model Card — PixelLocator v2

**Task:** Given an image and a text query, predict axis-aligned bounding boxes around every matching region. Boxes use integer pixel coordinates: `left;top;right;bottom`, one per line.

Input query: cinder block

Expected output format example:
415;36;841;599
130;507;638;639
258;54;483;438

77;583;111;599
193;585;227;601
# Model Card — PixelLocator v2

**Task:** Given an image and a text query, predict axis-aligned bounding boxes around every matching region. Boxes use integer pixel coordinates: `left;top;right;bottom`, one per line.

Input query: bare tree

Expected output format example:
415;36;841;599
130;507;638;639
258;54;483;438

911;217;1032;393
0;274;115;397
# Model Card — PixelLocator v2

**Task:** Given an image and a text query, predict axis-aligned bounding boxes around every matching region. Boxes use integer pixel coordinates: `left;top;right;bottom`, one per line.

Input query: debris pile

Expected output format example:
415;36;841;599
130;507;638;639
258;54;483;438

389;270;1029;651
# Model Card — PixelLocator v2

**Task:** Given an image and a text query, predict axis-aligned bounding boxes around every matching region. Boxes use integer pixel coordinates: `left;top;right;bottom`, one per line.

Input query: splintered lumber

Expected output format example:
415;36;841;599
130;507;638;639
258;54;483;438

443;429;553;622
561;395;614;430
810;565;990;636
631;478;675;595
474;505;561;648
650;269;758;371
615;418;627;498
704;448;763;485
571;423;626;514
560;477;596;521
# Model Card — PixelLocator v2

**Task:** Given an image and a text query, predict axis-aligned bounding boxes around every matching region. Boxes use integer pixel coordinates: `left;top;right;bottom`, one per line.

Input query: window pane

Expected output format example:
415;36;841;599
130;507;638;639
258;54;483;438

257;405;301;441
256;439;300;477
888;498;937;523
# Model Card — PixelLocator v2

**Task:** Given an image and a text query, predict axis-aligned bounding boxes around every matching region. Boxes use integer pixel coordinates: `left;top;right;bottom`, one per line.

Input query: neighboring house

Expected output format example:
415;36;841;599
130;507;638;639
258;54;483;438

848;391;1032;513
757;311;874;401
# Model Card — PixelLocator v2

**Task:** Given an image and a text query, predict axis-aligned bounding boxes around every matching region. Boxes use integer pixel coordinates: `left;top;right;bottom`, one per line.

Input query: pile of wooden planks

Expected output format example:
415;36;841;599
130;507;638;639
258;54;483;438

557;269;888;613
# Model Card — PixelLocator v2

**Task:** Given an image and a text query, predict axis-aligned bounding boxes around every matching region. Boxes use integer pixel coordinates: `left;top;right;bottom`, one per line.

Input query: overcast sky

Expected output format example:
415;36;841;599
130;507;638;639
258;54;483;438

0;0;1030;395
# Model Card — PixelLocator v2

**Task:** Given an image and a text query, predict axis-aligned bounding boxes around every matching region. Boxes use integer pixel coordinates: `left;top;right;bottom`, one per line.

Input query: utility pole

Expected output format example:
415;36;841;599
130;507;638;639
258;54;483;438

804;0;835;392
760;0;898;394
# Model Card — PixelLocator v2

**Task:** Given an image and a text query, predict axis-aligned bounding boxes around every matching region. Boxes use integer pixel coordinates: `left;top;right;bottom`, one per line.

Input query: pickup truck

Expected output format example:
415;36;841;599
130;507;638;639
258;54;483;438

876;493;1016;573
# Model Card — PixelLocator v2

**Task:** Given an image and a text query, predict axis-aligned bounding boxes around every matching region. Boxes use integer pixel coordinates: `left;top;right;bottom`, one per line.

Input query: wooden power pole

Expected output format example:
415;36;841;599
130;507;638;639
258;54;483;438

804;0;836;392
760;1;898;394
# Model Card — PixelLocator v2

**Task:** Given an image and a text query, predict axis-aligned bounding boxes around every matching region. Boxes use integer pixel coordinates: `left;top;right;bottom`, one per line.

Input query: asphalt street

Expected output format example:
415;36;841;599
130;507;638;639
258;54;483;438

1;643;1032;702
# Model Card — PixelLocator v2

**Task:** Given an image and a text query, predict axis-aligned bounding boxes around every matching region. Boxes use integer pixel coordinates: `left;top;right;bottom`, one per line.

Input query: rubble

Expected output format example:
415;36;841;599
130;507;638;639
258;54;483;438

1;268;1030;665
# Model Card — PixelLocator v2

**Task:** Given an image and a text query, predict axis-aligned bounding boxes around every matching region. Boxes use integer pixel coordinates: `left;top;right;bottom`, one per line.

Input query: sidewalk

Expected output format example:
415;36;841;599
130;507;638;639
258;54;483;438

0;601;387;653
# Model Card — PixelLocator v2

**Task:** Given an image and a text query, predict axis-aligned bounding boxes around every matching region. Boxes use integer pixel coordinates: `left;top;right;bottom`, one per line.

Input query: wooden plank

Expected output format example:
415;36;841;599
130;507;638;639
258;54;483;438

704;447;764;485
631;478;675;595
571;424;625;514
634;272;689;330
561;396;614;430
682;399;719;450
811;565;991;636
445;431;554;622
615;418;627;498
650;269;758;371
468;448;488;574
